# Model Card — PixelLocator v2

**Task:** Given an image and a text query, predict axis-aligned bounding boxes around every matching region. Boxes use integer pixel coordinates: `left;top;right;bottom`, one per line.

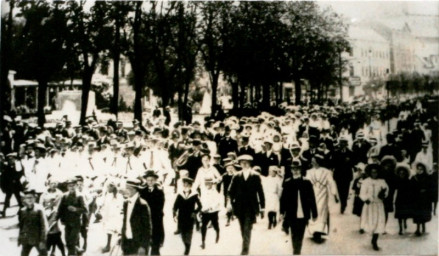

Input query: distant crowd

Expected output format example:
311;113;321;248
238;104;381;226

1;96;438;256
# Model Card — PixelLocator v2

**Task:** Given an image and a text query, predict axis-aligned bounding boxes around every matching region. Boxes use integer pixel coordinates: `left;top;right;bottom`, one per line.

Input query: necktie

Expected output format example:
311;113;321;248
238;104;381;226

127;157;132;173
150;151;154;169
89;158;94;170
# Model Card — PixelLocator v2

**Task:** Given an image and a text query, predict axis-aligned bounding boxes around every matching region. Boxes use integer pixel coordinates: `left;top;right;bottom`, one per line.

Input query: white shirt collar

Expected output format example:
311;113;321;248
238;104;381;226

127;192;139;204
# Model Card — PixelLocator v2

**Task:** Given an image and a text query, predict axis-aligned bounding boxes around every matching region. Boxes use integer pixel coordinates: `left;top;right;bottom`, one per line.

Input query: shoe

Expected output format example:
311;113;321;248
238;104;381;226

399;231;403;235
201;242;205;249
102;246;111;253
359;229;365;234
415;231;421;236
372;244;380;251
225;222;230;227
174;230;181;235
216;233;220;243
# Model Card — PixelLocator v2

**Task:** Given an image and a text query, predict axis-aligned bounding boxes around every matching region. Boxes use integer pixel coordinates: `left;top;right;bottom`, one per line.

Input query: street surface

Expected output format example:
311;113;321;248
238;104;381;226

1;184;437;256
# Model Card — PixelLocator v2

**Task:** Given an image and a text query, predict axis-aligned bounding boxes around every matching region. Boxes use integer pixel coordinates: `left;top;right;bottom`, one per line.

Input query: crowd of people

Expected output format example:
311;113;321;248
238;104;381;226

0;96;438;256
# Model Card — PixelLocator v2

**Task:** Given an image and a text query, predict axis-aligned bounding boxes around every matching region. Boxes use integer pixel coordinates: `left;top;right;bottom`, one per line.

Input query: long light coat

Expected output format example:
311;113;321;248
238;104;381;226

359;178;388;234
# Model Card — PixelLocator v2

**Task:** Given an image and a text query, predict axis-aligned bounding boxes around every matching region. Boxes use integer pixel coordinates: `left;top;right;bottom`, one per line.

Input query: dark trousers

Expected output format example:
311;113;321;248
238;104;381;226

201;212;219;242
268;211;277;229
122;238;149;256
47;232;65;256
180;223;194;255
150;218;164;255
3;190;22;212
78;225;88;250
289;219;307;255
336;180;351;212
64;225;80;256
237;213;254;255
21;243;47;256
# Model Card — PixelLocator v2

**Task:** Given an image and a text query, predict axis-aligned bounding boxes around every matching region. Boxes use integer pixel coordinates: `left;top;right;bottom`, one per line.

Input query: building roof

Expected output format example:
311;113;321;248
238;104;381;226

349;26;388;44
13;80;38;87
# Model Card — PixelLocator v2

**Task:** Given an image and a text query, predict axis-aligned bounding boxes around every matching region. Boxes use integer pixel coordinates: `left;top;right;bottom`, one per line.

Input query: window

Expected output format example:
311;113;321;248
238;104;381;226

349;65;355;76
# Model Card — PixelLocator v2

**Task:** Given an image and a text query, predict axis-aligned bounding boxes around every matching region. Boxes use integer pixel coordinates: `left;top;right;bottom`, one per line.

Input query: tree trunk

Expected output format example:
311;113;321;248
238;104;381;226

111;17;121;118
262;83;270;109
133;66;144;122
231;81;239;110
210;72;219;118
0;0;15;115
294;77;301;105
37;80;47;127
80;71;93;125
279;82;283;104
239;82;246;108
177;89;183;121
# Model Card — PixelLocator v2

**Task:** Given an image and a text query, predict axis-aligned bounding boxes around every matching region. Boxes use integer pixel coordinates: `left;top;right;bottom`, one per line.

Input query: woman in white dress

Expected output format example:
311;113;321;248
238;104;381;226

193;153;222;195
98;181;124;253
360;164;388;251
305;154;339;243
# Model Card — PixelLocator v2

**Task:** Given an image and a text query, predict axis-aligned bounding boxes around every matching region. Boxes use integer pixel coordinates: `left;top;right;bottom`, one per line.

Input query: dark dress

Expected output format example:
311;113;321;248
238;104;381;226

412;173;432;224
394;178;415;219
352;177;365;217
430;171;438;205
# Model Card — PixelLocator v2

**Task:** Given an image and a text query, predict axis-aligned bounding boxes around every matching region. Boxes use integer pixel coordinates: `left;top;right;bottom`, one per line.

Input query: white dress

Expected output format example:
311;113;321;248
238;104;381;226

262;176;282;213
305;167;338;234
100;192;124;234
359;178;388;234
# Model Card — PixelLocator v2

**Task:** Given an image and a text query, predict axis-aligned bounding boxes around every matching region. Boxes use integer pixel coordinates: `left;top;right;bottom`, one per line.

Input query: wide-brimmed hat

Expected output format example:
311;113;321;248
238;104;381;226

237;154;253;162
143;170;159;179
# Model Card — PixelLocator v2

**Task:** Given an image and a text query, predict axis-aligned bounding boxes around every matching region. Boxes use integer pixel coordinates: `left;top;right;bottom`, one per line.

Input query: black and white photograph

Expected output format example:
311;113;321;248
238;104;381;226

0;0;438;255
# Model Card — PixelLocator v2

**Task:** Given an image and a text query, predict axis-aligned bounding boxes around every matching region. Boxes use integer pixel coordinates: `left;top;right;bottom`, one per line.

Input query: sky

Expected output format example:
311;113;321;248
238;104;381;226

318;1;439;20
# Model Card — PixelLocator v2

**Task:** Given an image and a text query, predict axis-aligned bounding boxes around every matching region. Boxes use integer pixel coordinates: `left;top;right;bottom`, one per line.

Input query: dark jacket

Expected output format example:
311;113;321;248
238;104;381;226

18;204;47;246
238;145;256;158
140;185;165;244
280;177;317;221
57;191;88;227
228;170;265;220
218;137;238;159
173;191;201;230
122;196;153;248
256;151;279;176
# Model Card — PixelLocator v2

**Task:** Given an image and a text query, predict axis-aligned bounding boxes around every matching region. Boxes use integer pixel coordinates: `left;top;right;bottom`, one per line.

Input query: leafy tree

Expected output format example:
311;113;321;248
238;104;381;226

14;1;69;126
198;1;233;117
66;0;112;124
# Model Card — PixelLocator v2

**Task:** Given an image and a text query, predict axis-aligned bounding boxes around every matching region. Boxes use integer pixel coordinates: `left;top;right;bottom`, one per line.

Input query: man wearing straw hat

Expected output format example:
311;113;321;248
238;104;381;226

228;154;265;255
121;178;152;255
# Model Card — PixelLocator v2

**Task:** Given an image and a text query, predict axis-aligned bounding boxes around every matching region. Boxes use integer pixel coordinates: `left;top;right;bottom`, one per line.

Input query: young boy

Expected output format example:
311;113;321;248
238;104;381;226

221;162;238;226
200;178;221;249
45;198;66;256
18;189;48;256
173;177;202;255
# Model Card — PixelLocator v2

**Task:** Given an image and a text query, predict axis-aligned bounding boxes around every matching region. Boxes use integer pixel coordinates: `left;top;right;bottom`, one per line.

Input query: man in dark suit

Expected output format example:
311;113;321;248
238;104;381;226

332;137;354;214
57;179;88;256
121;179;152;256
351;131;371;164
256;139;279;176
218;126;238;160
140;171;165;255
280;161;318;255
237;135;256;158
228;155;265;255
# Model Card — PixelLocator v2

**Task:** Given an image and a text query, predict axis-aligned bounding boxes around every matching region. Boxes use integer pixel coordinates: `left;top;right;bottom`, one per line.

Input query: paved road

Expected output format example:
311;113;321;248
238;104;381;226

1;184;437;256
